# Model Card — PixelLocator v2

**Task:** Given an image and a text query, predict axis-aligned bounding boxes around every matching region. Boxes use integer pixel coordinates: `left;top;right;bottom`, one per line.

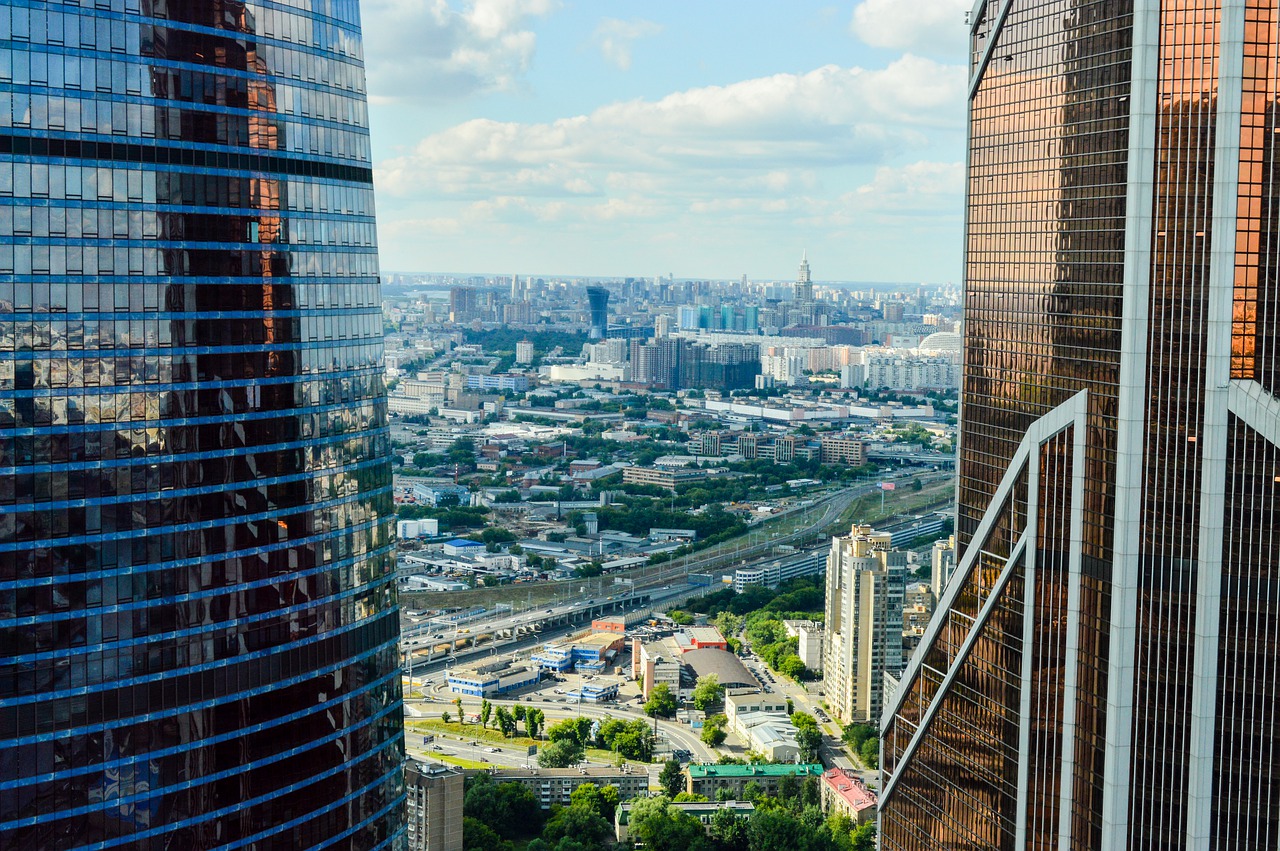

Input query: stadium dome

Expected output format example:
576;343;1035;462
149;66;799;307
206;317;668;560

918;331;962;354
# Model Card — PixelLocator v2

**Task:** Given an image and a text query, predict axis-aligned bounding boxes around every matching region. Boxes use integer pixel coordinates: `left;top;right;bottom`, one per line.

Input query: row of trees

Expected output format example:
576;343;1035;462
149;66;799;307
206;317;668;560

462;770;877;851
444;699;546;740
841;723;880;770
538;716;657;766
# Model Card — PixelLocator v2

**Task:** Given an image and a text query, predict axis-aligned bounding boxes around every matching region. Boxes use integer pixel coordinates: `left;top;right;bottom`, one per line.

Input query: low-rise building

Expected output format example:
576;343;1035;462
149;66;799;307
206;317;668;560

685;763;824;799
405;760;464;851
533;633;626;673
622;466;708;491
615;801;754;843
731;711;799;762
567;682;619;703
446;660;540;697
485;765;649;809
724;690;788;727
819;768;877;824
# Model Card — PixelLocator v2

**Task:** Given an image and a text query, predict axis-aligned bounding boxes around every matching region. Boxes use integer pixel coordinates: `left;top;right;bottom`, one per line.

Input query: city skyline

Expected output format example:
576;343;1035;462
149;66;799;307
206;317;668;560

362;1;971;283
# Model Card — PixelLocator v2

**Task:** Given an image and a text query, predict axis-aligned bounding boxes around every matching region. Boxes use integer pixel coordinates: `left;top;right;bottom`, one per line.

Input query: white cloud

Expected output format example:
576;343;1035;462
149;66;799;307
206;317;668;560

855;161;964;212
376;56;965;200
360;0;558;102
850;0;969;58
373;59;967;281
592;18;663;71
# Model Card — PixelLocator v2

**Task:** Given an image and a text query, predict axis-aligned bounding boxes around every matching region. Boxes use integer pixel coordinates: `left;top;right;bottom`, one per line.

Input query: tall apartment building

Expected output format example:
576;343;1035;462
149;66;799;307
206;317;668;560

449;286;478;322
822;525;906;724
405;761;464;851
881;4;1280;850
0;1;403;847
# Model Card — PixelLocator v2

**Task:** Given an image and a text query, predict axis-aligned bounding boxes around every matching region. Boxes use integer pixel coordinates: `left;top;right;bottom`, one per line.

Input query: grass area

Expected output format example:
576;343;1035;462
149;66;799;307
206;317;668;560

408;718;539;748
423;753;496;770
406;719;648;766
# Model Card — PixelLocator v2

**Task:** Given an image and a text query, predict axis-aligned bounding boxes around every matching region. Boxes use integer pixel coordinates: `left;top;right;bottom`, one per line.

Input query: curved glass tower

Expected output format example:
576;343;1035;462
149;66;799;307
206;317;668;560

0;0;403;848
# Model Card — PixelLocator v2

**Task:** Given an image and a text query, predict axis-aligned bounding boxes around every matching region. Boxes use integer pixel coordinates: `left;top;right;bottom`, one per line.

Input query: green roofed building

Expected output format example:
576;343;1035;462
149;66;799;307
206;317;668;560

685;763;824;799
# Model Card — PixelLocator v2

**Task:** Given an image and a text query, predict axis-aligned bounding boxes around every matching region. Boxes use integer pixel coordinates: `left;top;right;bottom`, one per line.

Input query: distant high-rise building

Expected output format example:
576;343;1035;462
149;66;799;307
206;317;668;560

0;0;403;848
654;314;674;338
822;525;906;725
586;286;611;340
881;5;1280;850
450;286;478;322
794;251;814;305
516;340;535;364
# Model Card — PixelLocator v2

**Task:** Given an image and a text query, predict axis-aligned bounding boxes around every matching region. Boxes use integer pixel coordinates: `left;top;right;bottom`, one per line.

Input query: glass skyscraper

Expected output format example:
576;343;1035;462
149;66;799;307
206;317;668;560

0;0;403;848
881;2;1280;849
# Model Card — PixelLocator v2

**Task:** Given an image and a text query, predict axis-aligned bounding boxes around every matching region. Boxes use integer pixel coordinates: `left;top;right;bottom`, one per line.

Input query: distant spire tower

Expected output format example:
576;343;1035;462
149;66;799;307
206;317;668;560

795;250;814;304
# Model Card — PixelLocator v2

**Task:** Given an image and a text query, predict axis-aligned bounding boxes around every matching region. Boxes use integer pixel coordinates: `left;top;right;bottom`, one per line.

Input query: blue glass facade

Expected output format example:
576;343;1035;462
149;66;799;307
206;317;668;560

0;0;403;848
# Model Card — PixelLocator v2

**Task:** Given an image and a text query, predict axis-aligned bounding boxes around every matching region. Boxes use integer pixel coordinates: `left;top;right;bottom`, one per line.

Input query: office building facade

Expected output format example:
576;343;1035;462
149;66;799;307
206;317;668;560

0;1;403;848
881;3;1280;850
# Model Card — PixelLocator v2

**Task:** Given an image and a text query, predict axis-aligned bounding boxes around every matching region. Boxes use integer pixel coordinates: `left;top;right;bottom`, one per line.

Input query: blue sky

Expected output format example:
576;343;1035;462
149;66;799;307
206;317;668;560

361;1;970;283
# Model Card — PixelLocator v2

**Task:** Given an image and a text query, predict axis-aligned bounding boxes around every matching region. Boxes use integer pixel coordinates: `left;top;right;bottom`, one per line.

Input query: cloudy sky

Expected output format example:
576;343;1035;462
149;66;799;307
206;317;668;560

361;1;970;283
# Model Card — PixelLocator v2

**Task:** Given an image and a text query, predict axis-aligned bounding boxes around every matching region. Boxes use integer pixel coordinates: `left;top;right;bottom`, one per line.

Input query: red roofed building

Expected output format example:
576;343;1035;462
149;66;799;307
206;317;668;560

820;768;877;825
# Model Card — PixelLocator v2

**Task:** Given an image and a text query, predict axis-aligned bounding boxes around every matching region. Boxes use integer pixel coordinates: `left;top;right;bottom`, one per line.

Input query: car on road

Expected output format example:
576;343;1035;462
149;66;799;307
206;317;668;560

485;747;500;753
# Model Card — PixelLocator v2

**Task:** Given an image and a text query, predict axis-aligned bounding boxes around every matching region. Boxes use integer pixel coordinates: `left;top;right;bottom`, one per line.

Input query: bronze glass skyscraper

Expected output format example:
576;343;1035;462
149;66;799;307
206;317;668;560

880;2;1280;849
0;0;403;847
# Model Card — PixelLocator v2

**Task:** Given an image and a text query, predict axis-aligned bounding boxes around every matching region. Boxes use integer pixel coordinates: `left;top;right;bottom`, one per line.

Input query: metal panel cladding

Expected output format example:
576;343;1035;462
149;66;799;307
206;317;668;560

0;0;404;848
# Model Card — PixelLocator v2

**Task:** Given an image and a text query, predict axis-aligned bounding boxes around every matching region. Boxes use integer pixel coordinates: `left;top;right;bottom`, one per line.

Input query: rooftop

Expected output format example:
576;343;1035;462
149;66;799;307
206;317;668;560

686;627;725;644
484;765;643;779
682;648;755;688
617;801;754;824
687;763;824;779
821;768;878;812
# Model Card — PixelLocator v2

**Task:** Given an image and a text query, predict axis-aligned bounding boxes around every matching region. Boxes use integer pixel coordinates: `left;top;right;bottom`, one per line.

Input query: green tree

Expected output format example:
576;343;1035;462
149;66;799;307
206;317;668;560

480;699;492;730
659;758;685;798
778;654;808;681
747;809;804;851
710;805;750;851
841;723;876;750
568;783;621;822
540;802;613;848
463;774;542;840
442;711;452;724
777;773;800;803
513;704;526;721
701;714;728;748
859;737;879;769
525;707;544;739
537;738;583;768
462;817;510;851
667;609;695;626
692;674;724;712
645;683;678;719
454;697;464;724
851;821;877;851
742;781;766;803
495;706;516;737
626;796;713;851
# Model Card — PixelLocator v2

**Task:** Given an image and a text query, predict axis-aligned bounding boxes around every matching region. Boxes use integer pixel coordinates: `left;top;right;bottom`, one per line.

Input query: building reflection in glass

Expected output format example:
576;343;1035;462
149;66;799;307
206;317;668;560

0;0;402;848
882;2;1280;850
